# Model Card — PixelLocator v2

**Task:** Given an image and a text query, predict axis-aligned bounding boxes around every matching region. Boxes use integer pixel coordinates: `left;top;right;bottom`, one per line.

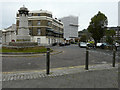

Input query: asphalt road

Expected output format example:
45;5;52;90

2;44;119;72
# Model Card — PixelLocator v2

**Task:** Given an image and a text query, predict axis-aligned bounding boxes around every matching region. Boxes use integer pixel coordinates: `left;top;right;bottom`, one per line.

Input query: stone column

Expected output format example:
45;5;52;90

16;5;31;42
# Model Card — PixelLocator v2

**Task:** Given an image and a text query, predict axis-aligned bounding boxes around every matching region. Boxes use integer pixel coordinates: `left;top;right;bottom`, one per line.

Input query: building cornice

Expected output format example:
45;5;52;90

16;16;63;25
29;10;52;14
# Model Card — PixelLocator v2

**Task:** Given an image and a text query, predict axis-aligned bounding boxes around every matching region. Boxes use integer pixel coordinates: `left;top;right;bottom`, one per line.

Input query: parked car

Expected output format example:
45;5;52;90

52;43;57;46
87;43;94;48
65;42;70;46
79;42;87;48
96;43;105;49
59;42;65;46
96;43;112;49
96;43;102;47
115;43;120;47
117;46;120;51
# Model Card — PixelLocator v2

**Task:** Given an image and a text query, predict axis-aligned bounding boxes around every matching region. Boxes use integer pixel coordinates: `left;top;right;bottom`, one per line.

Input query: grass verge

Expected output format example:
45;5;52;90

0;46;48;53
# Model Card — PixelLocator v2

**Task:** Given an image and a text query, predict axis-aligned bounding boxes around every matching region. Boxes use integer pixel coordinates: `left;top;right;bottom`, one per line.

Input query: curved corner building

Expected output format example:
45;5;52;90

16;9;64;46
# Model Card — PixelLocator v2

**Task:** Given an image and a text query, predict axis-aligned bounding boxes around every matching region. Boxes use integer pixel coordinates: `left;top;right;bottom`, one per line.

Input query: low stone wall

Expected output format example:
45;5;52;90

9;42;38;47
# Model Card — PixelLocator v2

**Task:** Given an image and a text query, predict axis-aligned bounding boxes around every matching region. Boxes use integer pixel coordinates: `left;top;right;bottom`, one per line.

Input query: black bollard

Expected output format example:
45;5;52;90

85;46;89;70
112;48;116;67
46;48;50;75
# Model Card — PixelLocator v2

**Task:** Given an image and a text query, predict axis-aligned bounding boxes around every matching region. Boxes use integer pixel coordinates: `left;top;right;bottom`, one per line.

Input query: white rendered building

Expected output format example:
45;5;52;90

2;24;16;44
60;16;79;40
118;1;120;26
0;30;2;44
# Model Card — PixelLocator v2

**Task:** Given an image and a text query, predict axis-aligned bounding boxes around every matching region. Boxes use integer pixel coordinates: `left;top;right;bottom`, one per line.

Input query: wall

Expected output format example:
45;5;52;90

60;16;78;40
118;1;120;26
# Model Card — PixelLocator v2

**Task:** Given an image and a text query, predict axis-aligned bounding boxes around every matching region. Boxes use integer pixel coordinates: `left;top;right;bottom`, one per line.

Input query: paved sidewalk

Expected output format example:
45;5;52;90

2;63;119;88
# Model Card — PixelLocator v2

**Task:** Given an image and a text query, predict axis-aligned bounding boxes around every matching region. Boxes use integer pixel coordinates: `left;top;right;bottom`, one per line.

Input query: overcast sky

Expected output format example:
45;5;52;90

0;0;119;31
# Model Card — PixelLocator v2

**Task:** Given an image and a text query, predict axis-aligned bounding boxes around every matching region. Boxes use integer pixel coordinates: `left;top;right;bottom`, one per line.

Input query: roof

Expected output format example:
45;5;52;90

2;24;16;32
19;5;29;12
29;10;52;14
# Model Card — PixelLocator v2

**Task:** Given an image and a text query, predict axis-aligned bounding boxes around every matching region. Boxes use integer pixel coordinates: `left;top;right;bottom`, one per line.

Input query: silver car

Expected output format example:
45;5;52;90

79;42;87;48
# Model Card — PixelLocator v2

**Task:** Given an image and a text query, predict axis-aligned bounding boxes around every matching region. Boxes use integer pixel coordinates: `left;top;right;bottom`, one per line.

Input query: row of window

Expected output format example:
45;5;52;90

28;21;51;26
29;28;41;35
37;38;61;45
29;28;63;36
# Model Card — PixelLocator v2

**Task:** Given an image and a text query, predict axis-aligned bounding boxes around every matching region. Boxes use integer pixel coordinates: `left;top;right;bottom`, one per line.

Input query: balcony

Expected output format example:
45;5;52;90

46;28;54;32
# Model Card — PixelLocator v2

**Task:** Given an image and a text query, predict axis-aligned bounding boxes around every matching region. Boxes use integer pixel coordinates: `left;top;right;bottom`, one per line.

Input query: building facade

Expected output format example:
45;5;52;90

107;27;120;43
118;1;120;26
0;30;2;44
16;9;64;45
2;24;16;44
60;16;79;41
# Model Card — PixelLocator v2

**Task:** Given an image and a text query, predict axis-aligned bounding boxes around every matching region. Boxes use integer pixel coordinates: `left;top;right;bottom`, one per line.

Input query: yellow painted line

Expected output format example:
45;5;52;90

51;51;64;55
2;63;119;74
69;67;75;69
2;65;84;74
2;69;46;74
50;65;85;71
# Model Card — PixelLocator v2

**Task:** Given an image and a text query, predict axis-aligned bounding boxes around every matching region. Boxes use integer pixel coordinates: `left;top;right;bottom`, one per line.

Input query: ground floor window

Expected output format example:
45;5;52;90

37;38;41;45
48;38;50;44
54;39;56;43
52;39;54;44
37;28;41;35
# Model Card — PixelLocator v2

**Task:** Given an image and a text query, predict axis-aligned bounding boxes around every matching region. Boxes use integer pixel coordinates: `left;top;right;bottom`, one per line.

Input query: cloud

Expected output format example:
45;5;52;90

0;0;118;30
0;0;119;3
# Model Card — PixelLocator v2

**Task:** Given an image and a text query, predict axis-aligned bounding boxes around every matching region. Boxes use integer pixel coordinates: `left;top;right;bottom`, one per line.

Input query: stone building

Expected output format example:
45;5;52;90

16;8;64;46
107;27;120;43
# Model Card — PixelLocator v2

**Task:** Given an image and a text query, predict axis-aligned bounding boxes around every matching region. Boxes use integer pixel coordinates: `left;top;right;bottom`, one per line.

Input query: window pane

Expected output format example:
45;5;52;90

29;13;32;17
29;29;31;35
48;22;51;26
38;28;41;35
38;13;40;16
38;21;41;25
28;21;32;26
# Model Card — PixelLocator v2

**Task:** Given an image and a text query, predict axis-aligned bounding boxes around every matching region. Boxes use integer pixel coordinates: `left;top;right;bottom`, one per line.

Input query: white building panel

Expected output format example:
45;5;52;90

119;1;120;26
60;16;78;40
